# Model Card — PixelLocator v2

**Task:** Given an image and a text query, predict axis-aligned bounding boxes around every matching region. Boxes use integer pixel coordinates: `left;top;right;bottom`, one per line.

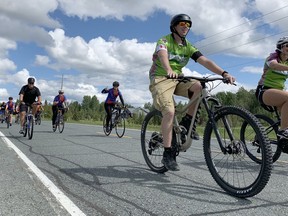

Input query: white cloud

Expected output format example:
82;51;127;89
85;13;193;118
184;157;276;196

35;55;50;66
240;66;263;74
0;0;287;107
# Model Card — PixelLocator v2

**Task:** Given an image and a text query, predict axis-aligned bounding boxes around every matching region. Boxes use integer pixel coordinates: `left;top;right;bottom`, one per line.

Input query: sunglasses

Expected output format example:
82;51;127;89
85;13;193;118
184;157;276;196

28;82;34;85
178;22;191;28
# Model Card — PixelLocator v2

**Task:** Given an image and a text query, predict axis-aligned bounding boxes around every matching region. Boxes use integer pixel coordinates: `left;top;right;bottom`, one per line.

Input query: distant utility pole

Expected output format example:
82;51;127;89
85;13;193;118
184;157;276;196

60;74;64;90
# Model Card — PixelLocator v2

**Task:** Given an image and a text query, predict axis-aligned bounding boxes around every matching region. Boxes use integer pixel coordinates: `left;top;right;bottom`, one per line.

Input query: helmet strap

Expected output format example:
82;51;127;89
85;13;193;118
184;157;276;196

171;27;189;46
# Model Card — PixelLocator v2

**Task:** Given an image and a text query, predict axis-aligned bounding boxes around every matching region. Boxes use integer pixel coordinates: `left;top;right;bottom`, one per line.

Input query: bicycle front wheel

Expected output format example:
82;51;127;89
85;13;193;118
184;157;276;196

203;106;272;198
115;115;125;138
58;115;64;133
241;114;281;163
141;109;167;173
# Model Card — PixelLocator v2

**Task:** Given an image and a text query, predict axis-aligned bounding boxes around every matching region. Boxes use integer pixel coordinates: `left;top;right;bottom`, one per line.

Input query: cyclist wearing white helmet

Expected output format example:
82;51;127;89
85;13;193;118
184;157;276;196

149;13;235;171
256;36;288;151
52;89;67;129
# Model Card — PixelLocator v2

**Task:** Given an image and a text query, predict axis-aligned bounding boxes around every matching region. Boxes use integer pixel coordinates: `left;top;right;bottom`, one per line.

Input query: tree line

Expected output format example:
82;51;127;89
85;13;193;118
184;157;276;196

40;87;273;126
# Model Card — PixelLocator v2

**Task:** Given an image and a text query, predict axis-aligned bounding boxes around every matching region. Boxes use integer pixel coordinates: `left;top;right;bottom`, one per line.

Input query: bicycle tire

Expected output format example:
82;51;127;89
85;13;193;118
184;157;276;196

115;115;125;138
203;106;272;198
6;116;9;128
23;120;28;137
241;114;281;163
141;109;168;173
103;114;111;136
37;115;41;125
27;115;34;140
53;124;57;132
58;115;64;133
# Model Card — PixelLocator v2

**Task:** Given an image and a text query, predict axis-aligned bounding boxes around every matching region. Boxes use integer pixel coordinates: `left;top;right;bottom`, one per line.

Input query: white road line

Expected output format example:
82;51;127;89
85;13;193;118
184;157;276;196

0;131;86;216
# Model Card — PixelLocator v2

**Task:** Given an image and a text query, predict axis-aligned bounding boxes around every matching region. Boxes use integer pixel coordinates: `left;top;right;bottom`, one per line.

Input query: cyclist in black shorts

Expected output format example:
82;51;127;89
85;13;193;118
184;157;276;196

101;81;125;133
255;36;288;151
18;77;42;134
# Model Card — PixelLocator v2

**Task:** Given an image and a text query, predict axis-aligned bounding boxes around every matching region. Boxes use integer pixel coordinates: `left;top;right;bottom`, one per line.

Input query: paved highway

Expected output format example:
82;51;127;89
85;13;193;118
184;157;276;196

0;121;288;216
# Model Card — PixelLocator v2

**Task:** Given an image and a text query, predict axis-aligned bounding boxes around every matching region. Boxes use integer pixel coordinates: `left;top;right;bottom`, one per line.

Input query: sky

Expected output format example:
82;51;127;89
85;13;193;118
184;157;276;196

0;0;287;107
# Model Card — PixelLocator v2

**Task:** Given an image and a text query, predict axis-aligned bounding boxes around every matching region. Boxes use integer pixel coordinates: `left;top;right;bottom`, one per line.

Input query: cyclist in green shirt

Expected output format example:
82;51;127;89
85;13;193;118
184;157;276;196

149;14;235;171
255;36;288;152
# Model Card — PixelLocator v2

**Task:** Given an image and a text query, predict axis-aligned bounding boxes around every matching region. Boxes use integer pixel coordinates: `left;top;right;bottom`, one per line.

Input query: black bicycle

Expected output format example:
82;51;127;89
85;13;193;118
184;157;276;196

103;104;128;138
53;108;65;133
241;106;282;163
141;75;273;198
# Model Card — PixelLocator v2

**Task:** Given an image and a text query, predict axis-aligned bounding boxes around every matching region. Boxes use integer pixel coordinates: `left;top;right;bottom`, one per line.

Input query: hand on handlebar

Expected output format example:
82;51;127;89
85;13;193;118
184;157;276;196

167;70;178;78
223;73;236;85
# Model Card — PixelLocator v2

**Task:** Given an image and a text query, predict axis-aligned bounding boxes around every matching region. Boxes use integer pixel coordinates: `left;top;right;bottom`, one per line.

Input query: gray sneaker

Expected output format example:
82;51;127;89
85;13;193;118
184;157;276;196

162;150;179;171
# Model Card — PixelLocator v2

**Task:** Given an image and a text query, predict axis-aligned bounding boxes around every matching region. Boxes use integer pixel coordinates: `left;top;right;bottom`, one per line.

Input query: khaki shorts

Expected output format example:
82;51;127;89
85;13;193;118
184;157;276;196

149;77;198;115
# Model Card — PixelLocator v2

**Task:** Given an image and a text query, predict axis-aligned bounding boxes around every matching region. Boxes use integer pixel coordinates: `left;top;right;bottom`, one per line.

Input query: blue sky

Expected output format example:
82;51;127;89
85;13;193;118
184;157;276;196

0;0;287;107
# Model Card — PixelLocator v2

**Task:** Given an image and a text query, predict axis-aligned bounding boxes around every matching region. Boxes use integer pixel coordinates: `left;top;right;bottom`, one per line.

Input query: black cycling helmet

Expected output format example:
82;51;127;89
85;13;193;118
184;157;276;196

8;97;13;100
276;36;288;51
170;14;192;32
27;77;35;84
58;89;64;94
113;81;119;87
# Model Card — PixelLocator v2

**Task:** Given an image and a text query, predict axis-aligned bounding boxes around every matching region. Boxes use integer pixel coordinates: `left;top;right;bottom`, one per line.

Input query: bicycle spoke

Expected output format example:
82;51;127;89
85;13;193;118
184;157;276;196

203;106;272;198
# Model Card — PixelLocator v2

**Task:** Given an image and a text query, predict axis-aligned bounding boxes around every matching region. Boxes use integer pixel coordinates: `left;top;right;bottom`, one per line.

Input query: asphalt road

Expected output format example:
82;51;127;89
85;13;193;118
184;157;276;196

1;120;288;216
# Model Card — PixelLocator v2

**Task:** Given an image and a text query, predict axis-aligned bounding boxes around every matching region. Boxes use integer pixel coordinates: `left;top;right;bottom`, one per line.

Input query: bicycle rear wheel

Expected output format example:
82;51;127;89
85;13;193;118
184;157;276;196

36;114;41;125
23;120;28;137
203;106;272;198
6;116;9;128
141;109;168;173
27;115;34;140
103;114;111;136
115;115;125;138
58;115;64;133
241;114;281;163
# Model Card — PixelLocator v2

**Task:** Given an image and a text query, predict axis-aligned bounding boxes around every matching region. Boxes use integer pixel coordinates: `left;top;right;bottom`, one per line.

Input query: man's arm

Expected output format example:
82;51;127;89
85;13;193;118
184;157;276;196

37;96;42;104
158;50;177;78
19;94;24;103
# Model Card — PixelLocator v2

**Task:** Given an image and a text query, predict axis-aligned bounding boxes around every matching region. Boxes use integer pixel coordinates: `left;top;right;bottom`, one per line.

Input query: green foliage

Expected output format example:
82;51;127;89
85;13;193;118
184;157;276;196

52;87;271;125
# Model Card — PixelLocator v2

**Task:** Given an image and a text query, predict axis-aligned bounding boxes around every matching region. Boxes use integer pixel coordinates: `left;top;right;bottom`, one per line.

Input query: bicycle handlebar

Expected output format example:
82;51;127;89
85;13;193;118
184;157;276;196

166;75;236;85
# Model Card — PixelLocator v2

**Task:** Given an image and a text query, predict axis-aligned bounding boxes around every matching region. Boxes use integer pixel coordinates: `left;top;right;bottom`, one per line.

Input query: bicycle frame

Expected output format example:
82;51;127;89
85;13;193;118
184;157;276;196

173;76;229;152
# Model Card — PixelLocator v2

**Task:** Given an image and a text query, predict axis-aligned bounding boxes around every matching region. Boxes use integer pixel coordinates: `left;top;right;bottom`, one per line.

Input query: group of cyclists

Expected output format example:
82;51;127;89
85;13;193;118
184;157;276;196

0;97;18;126
1;77;67;134
1;13;288;174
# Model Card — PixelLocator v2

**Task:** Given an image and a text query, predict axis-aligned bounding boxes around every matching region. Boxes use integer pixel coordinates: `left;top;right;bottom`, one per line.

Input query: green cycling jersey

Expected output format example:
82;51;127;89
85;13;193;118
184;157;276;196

149;34;200;80
258;51;288;90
